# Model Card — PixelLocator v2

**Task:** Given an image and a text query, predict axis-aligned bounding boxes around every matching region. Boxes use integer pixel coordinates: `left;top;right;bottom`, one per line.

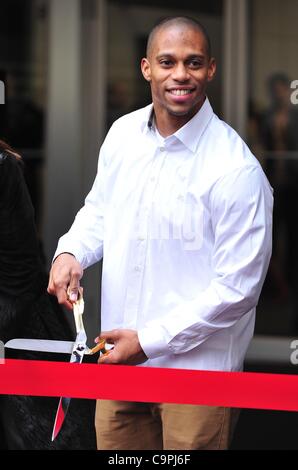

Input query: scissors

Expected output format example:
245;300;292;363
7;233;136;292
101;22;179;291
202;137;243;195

51;287;109;440
5;288;109;441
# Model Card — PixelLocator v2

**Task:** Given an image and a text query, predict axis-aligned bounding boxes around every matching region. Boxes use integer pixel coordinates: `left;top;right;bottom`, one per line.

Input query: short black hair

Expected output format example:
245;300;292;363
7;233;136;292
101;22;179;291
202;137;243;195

146;16;212;59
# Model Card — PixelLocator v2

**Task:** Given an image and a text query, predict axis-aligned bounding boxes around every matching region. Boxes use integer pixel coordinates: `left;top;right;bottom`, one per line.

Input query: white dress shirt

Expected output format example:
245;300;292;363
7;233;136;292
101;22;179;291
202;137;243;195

55;97;273;371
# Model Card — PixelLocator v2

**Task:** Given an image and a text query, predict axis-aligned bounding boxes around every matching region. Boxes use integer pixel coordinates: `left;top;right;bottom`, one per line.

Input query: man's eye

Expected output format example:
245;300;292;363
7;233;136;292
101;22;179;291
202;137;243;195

160;60;172;67
189;61;202;68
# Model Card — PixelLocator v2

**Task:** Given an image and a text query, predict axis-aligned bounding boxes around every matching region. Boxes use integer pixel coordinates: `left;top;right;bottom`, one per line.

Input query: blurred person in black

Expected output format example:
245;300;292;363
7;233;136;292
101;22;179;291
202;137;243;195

261;74;298;311
0;140;96;449
0;69;44;225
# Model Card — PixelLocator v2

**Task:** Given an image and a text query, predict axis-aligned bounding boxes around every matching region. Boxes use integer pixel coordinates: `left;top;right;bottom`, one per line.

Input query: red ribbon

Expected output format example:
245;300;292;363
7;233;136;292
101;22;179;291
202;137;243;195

1;359;298;411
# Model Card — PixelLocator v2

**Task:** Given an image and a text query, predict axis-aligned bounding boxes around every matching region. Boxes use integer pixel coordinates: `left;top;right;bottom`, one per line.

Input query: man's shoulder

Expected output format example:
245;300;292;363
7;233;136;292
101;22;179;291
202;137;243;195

209;114;245;147
100;104;152;163
206;114;261;171
109;104;152;133
205;115;272;195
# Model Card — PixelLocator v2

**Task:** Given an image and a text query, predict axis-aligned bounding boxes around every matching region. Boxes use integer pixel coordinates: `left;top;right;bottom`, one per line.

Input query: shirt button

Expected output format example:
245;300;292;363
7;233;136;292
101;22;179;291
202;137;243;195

159;147;165;152
150;177;155;182
134;266;141;272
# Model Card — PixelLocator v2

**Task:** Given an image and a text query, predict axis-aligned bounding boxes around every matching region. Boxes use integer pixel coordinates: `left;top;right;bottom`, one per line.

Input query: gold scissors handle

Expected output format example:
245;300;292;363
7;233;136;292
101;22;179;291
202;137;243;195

88;338;107;355
67;286;108;356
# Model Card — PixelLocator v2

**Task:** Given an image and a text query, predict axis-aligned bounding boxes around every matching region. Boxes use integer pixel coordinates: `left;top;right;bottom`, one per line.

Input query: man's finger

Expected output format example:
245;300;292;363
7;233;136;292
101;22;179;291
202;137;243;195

68;288;78;302
98;350;112;364
96;330;120;344
56;286;73;310
47;269;55;294
68;271;82;302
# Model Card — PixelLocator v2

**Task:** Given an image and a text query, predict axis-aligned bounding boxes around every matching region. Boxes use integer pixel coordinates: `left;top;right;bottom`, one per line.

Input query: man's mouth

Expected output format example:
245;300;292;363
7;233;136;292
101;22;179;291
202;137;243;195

169;89;194;96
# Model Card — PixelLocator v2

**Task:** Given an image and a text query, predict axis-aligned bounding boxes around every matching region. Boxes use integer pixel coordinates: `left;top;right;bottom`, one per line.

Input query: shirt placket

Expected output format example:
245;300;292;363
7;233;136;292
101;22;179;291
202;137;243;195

123;138;168;328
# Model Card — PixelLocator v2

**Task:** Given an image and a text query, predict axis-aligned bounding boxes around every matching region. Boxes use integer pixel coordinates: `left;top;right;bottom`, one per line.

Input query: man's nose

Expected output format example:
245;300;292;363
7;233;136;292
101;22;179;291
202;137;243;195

172;63;190;81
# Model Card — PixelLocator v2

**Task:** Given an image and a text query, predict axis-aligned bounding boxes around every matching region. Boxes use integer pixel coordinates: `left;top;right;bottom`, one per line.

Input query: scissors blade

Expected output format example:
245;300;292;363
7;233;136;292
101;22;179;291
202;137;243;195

5;338;75;354
51;335;108;440
51;328;87;441
51;397;71;441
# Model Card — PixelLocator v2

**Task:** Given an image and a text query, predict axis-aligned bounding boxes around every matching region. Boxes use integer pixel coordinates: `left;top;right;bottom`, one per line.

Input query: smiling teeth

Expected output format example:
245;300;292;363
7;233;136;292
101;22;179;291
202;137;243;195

170;89;192;96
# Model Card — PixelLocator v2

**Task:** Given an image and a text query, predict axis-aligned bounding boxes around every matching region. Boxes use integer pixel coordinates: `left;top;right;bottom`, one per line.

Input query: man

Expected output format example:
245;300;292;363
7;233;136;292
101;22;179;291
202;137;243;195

48;16;273;450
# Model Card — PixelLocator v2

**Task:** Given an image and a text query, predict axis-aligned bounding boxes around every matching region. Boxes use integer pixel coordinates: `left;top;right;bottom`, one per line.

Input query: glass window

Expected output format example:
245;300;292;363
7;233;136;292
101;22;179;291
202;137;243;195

248;0;298;336
0;0;48;230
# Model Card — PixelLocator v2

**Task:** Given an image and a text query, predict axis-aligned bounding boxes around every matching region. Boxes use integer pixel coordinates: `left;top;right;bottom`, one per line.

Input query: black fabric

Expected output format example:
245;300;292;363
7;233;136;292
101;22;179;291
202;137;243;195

0;153;43;298
0;154;96;449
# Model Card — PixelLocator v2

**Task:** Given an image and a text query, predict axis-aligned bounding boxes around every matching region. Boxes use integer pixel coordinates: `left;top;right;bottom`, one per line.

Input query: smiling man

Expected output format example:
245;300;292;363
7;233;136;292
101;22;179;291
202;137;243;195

141;17;215;136
48;17;273;450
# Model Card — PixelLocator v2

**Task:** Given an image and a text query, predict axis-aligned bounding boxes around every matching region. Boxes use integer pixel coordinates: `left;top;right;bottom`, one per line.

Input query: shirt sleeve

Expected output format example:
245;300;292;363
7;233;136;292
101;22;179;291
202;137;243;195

138;165;273;359
53;143;107;269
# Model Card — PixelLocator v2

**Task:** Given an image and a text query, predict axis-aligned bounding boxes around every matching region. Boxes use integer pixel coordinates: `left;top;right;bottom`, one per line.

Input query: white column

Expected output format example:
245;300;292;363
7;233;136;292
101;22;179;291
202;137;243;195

43;0;107;338
0;80;4;104
222;0;249;138
43;0;82;263
80;0;107;336
81;0;107;195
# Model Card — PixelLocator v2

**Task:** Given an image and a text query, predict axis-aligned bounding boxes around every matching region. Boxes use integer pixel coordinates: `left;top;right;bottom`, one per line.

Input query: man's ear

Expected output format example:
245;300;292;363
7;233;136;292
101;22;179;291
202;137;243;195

207;58;216;83
141;58;151;82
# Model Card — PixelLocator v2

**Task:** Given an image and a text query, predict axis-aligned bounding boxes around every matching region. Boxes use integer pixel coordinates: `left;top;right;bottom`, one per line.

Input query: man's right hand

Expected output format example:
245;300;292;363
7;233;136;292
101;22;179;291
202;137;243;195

47;253;83;310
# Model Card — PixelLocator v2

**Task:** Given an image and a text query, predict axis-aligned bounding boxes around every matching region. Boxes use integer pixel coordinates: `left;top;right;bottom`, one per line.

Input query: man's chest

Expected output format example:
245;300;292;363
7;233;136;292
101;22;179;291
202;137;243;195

104;142;212;250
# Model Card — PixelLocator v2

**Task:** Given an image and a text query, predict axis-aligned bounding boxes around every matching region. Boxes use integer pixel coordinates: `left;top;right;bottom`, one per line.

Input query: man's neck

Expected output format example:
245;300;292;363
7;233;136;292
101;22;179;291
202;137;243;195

153;98;205;138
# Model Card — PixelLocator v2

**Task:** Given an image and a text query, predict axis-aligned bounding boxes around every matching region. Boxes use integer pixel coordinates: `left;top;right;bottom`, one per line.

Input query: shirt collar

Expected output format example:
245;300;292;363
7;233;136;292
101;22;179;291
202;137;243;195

141;98;214;153
173;97;214;153
140;105;155;134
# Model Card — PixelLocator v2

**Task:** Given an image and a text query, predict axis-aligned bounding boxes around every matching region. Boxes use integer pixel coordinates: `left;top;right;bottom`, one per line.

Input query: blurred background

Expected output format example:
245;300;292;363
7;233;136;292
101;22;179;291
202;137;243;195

1;0;298;449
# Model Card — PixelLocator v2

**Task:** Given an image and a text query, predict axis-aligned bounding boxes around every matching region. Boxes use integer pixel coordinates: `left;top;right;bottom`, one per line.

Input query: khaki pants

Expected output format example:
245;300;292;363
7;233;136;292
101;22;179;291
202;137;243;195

95;400;239;450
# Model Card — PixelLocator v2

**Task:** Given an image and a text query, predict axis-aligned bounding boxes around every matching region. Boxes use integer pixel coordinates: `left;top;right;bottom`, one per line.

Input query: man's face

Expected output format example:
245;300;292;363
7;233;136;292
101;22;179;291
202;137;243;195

141;25;216;121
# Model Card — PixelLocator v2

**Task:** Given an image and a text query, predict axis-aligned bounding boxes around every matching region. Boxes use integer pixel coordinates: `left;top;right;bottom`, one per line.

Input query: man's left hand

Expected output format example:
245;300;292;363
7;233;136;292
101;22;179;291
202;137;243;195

95;329;148;365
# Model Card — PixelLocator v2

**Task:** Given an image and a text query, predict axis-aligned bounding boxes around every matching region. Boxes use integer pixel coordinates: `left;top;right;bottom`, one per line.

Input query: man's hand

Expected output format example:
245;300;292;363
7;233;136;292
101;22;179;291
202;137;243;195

47;253;83;310
96;329;148;365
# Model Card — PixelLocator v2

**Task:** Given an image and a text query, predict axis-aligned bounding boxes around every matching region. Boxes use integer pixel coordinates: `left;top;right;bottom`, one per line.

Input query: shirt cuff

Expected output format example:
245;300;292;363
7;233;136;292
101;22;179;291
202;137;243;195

53;242;85;267
138;326;169;360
